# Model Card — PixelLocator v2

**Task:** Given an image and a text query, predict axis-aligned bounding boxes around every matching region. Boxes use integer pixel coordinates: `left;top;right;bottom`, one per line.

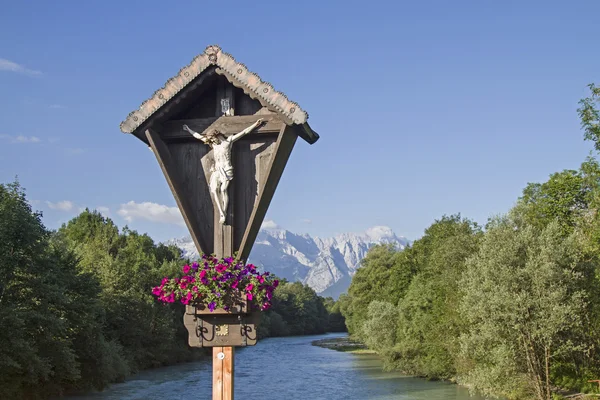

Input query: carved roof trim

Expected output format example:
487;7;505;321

120;45;309;134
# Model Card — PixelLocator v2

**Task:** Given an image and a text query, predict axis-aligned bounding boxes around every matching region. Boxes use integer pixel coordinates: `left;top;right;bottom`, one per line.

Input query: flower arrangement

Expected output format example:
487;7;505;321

152;254;278;312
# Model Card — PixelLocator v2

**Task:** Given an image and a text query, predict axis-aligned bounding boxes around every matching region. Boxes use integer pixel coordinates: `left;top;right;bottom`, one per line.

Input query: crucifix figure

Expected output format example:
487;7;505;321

183;118;264;224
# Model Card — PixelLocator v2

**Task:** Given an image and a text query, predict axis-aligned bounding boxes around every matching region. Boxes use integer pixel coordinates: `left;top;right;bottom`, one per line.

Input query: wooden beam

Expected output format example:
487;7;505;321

160;115;284;141
238;125;298;261
130;68;218;145
146;129;209;254
213;347;234;400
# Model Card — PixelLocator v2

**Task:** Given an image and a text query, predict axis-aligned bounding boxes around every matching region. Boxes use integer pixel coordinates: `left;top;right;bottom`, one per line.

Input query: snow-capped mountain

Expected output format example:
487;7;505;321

166;226;409;299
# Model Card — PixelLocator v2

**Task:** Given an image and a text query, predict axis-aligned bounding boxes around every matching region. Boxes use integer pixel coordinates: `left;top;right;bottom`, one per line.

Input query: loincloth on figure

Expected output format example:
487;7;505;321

209;165;234;186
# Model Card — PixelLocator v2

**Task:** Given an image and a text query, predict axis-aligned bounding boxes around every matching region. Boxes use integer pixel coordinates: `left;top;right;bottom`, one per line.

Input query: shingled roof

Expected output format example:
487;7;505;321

119;45;318;144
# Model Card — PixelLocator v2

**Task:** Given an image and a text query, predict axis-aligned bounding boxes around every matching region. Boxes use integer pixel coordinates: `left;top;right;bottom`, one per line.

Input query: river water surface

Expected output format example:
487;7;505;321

70;333;485;400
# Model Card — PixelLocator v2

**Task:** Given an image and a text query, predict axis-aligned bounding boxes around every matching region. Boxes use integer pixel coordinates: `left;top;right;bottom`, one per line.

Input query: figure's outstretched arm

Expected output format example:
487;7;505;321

183;124;209;144
228;118;264;143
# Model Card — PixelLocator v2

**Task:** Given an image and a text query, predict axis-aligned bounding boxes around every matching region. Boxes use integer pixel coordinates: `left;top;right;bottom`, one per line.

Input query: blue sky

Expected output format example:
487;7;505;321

1;1;598;242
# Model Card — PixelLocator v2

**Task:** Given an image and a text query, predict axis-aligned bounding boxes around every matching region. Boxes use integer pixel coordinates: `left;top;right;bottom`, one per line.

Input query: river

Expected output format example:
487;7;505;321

69;333;486;400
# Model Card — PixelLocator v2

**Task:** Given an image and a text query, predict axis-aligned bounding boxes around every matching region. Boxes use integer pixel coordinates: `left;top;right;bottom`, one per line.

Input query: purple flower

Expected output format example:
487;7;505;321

208;302;216;312
192;262;199;270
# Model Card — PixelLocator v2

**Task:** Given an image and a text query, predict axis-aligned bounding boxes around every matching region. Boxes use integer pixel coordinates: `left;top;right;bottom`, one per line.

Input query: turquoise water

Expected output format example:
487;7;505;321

68;333;486;400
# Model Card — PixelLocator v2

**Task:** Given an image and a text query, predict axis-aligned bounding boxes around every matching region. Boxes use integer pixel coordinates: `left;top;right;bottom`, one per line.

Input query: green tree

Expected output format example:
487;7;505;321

578;83;600;151
361;301;398;353
516;158;600;236
344;243;414;337
391;216;481;378
459;219;589;400
57;210;198;371
0;182;125;398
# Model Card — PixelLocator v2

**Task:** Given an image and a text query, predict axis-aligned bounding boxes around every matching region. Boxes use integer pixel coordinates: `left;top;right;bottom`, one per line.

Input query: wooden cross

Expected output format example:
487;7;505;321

119;45;319;400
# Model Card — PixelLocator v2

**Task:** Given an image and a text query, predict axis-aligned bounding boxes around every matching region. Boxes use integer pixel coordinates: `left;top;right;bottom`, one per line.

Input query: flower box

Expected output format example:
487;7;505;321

153;256;278;348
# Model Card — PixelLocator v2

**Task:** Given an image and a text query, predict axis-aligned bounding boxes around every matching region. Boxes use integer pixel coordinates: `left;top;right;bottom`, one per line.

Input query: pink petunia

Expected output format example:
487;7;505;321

215;264;227;274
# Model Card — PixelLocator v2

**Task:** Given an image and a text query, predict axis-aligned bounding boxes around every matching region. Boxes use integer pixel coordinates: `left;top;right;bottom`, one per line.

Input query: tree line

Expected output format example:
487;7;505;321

0;187;344;399
339;84;600;400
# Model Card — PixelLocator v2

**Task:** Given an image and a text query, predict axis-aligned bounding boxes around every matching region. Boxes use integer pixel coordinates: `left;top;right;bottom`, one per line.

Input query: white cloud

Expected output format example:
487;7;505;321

14;135;41;143
261;219;280;229
118;201;184;226
0;134;41;144
96;206;110;217
301;218;312;224
46;200;75;211
0;58;41;76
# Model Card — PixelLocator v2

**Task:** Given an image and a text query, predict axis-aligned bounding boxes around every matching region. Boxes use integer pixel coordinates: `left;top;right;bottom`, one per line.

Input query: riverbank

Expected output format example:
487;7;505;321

312;336;376;354
313;337;600;400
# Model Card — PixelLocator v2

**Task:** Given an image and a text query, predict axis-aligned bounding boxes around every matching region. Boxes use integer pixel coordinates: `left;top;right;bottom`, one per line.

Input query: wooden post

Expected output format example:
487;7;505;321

213;346;234;400
212;218;235;399
213;151;234;400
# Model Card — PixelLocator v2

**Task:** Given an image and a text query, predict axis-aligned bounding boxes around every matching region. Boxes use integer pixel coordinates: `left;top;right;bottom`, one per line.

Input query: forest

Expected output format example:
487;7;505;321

0;189;345;399
340;84;600;400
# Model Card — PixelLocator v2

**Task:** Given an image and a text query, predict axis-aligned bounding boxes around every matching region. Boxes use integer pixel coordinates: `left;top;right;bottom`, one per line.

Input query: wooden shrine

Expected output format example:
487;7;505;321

119;45;319;399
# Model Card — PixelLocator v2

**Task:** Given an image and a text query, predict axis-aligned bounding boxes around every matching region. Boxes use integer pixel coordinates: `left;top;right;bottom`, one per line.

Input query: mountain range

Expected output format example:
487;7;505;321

166;225;409;299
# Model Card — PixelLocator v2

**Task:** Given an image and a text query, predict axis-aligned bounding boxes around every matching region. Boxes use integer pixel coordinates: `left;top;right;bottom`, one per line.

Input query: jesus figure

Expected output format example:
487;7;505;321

183;118;264;224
